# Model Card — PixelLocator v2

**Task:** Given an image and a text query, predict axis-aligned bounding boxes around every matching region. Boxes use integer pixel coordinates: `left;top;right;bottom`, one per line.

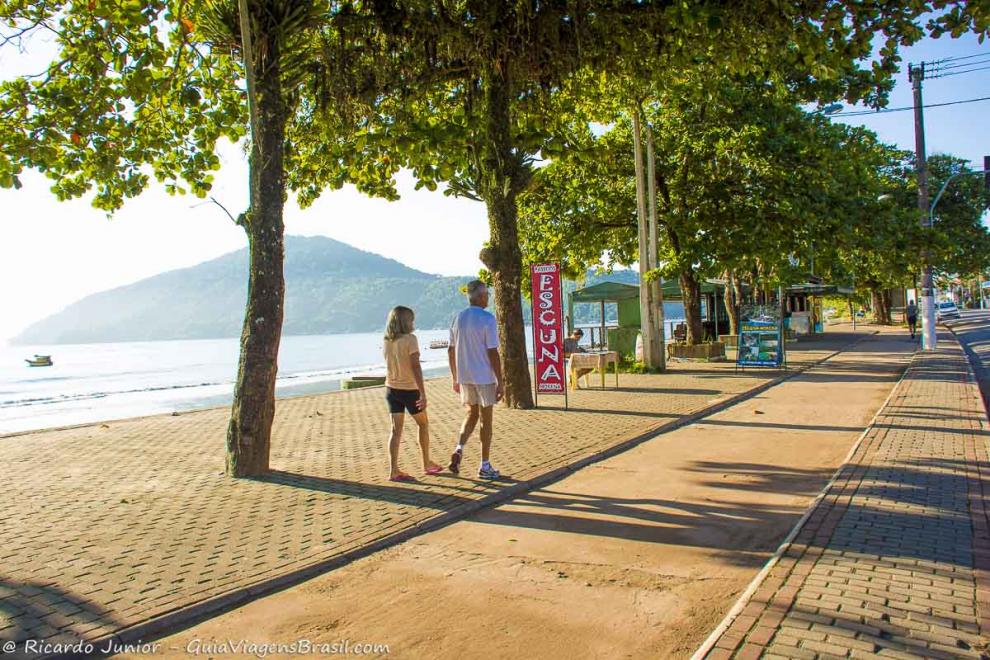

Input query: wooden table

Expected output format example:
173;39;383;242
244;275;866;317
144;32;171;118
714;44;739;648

568;350;619;390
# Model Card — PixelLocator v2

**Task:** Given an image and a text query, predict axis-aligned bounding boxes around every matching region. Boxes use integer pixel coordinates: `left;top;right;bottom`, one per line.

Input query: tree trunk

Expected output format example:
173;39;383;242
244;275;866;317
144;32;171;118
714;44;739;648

478;55;533;409
869;286;883;324
680;269;704;344
226;19;286;477
725;270;740;336
881;290;893;324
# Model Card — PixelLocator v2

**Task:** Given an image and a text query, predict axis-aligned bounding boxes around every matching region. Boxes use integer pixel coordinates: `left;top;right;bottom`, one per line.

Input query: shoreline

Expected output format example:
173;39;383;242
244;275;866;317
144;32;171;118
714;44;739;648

0;364;453;439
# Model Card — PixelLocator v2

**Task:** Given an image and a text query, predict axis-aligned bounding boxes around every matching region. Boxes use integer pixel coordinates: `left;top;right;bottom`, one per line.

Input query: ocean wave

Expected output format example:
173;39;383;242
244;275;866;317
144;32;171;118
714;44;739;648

0;359;452;410
10;376;74;384
0;380;230;409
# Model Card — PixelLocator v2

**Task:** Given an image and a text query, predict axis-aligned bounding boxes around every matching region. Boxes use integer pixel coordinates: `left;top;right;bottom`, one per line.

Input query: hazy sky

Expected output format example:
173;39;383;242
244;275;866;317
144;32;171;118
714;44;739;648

1;29;987;343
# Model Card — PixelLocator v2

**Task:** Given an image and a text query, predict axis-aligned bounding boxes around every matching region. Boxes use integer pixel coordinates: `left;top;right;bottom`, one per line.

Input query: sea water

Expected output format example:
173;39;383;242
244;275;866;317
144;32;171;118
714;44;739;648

0;330;456;434
1;304;686;435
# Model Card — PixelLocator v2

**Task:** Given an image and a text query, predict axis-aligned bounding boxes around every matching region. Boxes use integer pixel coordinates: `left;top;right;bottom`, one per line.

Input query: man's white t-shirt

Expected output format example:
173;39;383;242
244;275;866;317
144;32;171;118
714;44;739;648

450;306;500;385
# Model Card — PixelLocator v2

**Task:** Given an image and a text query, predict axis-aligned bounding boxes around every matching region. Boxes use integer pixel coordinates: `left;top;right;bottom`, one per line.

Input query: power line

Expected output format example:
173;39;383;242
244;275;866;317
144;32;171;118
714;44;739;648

935;57;990;71
938;54;990;66
833;95;990;117
936;52;990;64
932;65;990;79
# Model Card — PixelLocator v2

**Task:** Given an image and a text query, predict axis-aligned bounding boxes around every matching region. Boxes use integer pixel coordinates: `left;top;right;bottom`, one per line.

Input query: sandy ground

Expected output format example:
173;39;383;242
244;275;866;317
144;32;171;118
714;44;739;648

132;335;910;660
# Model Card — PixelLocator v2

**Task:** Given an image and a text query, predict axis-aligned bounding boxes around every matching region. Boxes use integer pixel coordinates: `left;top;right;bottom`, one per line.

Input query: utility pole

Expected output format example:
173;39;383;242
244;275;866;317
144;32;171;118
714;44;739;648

631;107;661;368
986;155;990;311
645;122;666;371
910;62;936;351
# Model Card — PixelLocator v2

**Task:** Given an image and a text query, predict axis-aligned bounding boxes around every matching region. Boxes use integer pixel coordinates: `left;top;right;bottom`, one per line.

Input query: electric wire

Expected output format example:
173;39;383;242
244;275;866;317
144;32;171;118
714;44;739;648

932;65;990;79
830;95;990;117
925;59;990;78
935;52;990;64
933;57;990;72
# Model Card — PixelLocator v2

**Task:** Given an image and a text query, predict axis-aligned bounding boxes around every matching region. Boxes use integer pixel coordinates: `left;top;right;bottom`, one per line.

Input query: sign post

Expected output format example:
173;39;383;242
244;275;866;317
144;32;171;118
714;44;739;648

530;263;568;409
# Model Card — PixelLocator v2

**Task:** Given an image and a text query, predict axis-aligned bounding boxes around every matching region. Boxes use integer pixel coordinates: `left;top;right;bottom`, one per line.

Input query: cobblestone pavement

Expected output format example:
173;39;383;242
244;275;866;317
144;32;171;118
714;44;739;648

0;330;869;655
702;331;990;659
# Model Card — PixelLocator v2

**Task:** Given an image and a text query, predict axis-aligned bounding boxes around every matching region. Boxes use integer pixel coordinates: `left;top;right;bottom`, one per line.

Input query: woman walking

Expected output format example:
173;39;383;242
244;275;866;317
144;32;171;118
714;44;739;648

382;306;444;481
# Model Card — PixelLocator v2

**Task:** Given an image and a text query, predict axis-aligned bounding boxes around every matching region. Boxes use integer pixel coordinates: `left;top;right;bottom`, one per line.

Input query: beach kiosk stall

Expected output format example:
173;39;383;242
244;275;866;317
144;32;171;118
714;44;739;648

785;280;854;336
567;282;641;359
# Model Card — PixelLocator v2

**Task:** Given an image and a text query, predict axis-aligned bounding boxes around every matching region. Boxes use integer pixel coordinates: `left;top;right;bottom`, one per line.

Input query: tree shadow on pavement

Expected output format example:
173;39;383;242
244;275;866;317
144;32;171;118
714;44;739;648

766;601;981;658
256;471;486;510
470;460;845;558
0;578;119;646
609;386;723;395
794;372;902;384
882;410;987;424
695;419;866;433
704;455;975;568
871;422;990;437
258;469;528;506
548;407;681;419
684;462;837;494
472;453;982;571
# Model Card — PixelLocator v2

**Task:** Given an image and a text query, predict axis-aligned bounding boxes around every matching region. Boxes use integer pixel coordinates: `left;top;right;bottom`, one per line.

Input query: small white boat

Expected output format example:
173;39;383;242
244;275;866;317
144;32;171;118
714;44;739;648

26;354;53;367
429;339;449;350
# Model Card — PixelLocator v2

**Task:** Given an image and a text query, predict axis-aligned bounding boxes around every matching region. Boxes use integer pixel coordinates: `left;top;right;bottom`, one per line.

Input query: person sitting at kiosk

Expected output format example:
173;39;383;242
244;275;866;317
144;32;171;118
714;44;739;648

564;328;597;388
563;328;586;356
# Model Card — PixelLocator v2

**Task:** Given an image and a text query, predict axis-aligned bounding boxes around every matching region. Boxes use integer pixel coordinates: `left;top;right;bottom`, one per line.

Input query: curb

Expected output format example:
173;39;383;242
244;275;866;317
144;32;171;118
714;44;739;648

56;331;879;659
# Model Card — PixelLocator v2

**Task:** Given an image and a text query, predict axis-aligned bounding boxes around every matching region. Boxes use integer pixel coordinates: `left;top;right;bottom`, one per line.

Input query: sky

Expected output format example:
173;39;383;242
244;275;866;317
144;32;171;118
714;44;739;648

0;27;988;343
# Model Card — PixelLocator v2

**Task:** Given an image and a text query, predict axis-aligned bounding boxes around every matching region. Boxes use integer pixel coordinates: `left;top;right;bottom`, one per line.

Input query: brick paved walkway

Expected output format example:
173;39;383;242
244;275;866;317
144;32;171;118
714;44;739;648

700;332;990;659
0;330;866;656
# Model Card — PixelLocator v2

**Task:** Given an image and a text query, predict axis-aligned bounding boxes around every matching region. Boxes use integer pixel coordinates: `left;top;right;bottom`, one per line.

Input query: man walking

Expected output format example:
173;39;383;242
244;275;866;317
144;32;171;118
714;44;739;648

448;280;504;479
906;300;918;339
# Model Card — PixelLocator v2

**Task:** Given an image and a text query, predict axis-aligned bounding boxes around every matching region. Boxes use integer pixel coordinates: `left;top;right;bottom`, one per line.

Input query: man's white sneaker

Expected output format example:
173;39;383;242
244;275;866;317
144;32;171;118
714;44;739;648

478;464;500;480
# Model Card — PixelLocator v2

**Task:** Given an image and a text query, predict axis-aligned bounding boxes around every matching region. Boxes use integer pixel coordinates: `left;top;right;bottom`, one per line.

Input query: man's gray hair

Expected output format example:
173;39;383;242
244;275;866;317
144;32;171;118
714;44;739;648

466;279;488;301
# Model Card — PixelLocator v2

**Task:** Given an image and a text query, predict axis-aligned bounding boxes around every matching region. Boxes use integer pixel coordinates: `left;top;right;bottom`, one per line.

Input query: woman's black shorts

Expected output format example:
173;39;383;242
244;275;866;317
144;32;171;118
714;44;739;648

386;387;420;414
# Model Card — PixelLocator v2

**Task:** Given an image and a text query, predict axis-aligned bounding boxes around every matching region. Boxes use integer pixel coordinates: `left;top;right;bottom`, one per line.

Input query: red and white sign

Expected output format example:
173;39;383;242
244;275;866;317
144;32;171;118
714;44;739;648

530;263;566;394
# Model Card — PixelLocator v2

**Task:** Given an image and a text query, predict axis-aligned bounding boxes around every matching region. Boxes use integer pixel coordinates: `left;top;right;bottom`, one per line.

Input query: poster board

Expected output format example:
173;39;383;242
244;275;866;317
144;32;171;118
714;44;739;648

737;305;783;368
530;263;567;400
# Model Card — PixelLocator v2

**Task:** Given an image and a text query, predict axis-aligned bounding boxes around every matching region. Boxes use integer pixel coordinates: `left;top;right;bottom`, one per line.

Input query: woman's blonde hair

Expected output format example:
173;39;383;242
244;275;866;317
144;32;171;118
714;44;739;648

384;306;415;341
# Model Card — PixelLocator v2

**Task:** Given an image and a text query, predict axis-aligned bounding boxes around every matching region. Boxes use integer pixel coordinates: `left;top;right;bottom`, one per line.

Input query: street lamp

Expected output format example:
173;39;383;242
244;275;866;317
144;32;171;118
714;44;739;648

923;165;990;341
929;169;989;227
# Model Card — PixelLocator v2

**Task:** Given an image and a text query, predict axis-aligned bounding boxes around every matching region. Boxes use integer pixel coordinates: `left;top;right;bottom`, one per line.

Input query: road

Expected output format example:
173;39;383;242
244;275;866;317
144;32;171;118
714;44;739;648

943;309;990;406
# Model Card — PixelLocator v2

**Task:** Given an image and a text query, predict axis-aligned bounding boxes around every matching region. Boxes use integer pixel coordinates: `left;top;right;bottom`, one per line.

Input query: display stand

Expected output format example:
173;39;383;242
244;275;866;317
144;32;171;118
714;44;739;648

735;304;785;372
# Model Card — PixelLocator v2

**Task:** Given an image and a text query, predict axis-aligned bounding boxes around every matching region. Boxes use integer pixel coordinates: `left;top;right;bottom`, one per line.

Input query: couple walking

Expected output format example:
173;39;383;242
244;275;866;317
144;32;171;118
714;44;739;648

382;280;504;482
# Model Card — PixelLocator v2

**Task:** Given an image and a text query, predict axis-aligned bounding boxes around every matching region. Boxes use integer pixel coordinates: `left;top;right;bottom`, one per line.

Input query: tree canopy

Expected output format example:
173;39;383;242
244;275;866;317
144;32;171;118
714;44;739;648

2;0;987;465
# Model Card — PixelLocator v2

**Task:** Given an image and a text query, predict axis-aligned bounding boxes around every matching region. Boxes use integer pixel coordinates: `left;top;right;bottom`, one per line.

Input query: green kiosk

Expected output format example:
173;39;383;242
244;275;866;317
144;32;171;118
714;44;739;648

567;282;642;360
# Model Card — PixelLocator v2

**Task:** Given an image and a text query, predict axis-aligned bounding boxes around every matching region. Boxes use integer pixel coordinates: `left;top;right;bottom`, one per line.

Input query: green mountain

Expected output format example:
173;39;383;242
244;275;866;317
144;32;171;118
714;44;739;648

14;236;474;344
14;235;647;344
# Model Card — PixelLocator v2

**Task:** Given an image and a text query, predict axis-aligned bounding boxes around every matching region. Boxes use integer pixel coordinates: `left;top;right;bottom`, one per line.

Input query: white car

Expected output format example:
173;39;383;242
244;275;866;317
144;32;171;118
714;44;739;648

936;300;960;321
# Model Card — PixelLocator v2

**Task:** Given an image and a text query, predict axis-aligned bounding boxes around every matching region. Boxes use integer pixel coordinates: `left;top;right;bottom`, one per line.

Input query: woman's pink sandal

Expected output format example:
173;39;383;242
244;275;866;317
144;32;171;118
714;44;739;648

389;472;416;482
424;465;444;475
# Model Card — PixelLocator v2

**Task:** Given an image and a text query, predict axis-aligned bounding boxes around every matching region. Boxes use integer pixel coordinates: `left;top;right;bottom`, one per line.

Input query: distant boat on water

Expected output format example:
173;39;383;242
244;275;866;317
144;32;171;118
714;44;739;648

428;339;449;350
25;354;53;367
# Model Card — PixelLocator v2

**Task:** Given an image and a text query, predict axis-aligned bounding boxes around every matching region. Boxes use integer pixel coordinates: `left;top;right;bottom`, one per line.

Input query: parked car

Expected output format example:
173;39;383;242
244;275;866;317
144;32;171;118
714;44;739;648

936;300;960;321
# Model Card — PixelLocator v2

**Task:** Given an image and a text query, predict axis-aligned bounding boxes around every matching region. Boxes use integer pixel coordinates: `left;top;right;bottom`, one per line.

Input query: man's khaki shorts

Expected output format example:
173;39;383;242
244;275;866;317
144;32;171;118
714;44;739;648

459;383;498;408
